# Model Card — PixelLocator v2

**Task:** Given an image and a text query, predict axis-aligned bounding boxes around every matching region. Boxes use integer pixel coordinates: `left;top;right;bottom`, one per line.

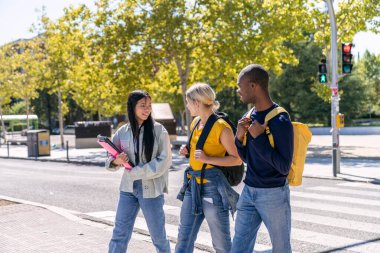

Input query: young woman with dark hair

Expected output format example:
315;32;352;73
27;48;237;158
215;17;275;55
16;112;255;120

106;90;172;253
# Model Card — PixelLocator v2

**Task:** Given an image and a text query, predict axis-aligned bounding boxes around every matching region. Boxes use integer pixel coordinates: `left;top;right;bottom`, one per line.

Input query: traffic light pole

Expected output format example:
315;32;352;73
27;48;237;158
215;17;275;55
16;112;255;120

326;0;340;176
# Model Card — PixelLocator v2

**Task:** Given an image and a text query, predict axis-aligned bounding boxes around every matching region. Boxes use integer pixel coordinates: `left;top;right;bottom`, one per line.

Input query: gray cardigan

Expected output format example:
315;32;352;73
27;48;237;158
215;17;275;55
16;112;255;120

105;122;171;198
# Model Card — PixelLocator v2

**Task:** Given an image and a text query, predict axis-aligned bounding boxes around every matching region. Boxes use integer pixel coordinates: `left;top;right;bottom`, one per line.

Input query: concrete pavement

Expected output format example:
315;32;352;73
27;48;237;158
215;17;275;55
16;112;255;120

0;195;205;253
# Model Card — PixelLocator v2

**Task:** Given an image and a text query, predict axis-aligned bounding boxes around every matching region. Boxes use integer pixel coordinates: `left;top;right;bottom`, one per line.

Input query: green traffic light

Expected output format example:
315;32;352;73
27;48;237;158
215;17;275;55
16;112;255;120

319;74;327;83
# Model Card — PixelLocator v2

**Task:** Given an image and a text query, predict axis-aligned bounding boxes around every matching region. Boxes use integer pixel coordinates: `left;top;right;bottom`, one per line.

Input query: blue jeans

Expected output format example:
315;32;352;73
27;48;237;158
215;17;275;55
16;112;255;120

109;180;170;253
175;183;231;253
231;183;292;253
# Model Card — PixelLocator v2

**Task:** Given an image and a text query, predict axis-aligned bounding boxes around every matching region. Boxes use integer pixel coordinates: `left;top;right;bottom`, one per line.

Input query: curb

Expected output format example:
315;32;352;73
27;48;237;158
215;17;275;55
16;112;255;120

80;214;214;252
0;156;104;166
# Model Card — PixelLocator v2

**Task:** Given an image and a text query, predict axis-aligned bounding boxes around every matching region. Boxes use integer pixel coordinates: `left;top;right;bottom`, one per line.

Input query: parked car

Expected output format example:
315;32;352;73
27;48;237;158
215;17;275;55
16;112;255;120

51;125;75;135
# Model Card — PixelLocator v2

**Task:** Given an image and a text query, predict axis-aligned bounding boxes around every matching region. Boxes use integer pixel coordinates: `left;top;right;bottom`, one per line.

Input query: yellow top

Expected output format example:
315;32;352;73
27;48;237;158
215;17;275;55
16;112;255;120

188;116;232;183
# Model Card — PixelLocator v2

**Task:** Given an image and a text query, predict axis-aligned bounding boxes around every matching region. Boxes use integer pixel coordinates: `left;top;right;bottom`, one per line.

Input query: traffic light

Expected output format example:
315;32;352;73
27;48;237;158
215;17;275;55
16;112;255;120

342;43;353;74
318;59;328;83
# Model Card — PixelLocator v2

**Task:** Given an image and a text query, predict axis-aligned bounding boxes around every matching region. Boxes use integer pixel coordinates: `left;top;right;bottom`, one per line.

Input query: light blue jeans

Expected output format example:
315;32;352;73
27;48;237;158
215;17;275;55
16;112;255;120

231;183;292;253
175;183;231;253
108;180;170;253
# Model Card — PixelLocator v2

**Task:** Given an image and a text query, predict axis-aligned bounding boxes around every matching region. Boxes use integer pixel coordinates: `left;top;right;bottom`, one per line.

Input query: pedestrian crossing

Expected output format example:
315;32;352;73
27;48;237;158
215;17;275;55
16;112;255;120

86;181;380;253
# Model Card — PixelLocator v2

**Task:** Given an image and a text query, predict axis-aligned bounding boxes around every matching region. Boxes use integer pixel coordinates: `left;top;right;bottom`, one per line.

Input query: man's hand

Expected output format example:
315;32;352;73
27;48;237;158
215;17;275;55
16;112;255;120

112;153;129;166
248;120;268;139
236;117;251;142
179;145;189;156
194;149;209;163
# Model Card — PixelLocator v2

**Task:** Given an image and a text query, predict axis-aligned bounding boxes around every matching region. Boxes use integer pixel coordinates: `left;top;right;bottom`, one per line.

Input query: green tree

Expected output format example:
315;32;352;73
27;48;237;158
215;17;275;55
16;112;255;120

310;0;380;102
270;40;331;125
0;45;14;142
95;0;314;132
40;8;87;148
360;51;380;111
6;39;44;129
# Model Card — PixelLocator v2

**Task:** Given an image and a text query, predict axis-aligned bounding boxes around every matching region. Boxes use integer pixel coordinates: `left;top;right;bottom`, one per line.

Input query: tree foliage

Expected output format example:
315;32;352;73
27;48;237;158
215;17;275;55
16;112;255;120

1;0;379;129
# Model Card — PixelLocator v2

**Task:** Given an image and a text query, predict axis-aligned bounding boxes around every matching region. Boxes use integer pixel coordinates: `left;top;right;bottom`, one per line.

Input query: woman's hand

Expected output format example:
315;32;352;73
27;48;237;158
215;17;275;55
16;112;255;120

179;145;189;156
194;149;209;163
112;153;129;166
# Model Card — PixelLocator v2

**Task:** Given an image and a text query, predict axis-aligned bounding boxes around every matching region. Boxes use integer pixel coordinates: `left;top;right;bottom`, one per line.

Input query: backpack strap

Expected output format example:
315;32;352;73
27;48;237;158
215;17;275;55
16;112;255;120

195;114;218;196
264;106;290;148
184;114;219;196
196;114;218;150
264;106;289;122
185;117;201;158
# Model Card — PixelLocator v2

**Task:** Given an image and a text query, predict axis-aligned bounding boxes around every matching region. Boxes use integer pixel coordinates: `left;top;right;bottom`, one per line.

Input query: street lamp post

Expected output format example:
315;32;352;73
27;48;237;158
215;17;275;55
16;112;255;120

326;0;340;176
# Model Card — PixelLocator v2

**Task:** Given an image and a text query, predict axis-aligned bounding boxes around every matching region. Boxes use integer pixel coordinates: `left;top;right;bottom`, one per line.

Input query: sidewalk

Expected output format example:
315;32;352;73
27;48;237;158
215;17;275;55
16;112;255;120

0;196;195;253
0;135;379;182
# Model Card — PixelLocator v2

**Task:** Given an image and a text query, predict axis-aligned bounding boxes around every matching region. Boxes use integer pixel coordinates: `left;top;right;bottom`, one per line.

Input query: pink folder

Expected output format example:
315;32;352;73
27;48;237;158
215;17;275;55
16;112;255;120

97;135;132;170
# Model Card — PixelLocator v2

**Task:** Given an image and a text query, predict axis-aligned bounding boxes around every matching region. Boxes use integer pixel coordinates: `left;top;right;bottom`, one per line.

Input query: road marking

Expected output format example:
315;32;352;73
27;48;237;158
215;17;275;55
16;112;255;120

292;200;380;218
286;227;380;253
338;182;380;190
162;204;380;234
291;191;380;207
133;216;274;253
308;186;380;198
85;185;380;253
292;212;380;234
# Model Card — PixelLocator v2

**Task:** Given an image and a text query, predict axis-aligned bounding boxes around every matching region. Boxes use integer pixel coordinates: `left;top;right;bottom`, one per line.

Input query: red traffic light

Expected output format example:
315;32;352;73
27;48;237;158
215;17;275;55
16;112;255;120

342;43;352;53
342;43;353;74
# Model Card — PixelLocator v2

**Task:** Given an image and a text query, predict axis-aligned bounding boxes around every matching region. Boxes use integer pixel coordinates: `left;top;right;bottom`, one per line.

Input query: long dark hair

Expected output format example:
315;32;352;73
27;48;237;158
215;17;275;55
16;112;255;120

127;90;154;162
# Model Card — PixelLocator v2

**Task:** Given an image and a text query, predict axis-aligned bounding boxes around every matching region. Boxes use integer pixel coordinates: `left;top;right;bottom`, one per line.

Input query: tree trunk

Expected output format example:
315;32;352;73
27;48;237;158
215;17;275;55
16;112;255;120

58;89;65;149
180;110;186;134
98;111;102;121
25;97;30;130
0;101;6;145
181;81;192;136
46;92;52;132
174;56;192;136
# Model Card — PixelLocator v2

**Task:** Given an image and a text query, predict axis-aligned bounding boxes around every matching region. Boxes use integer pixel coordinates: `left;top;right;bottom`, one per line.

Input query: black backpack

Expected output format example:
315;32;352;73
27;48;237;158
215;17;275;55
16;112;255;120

186;112;245;186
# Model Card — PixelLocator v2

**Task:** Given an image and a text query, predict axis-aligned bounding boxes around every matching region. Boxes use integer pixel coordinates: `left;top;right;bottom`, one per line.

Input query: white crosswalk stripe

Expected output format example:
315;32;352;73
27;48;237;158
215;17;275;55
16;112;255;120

308;186;380;198
292;200;380;218
338;182;380;190
291;191;380;207
85;181;380;253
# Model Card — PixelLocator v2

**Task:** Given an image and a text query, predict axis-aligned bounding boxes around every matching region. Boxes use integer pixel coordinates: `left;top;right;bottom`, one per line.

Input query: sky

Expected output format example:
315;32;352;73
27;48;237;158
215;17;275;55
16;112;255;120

0;0;379;57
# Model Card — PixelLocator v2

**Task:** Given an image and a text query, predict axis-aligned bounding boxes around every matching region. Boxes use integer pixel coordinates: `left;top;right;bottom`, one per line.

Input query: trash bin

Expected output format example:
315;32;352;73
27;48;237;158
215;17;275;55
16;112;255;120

27;130;50;157
74;121;112;149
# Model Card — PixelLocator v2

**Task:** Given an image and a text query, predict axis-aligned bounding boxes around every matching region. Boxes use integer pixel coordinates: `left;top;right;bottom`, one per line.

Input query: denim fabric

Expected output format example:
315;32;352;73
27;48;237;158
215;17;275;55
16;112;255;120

175;181;231;253
231;183;292;253
177;167;239;217
109;180;170;253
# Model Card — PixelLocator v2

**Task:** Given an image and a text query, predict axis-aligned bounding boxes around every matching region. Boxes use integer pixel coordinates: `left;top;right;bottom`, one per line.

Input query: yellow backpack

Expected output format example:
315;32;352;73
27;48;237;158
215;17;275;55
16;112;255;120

243;107;312;186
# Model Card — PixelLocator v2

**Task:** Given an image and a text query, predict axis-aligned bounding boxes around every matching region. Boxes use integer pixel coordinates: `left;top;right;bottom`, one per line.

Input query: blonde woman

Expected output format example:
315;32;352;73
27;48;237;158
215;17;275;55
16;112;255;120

175;83;242;253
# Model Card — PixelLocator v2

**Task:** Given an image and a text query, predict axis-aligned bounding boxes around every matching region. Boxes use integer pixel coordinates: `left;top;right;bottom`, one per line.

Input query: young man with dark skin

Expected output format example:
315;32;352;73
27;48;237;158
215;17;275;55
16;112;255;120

231;64;294;253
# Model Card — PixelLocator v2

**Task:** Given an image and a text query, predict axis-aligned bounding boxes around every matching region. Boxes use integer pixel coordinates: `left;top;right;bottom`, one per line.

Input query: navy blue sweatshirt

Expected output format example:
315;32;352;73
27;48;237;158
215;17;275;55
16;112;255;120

235;103;294;188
